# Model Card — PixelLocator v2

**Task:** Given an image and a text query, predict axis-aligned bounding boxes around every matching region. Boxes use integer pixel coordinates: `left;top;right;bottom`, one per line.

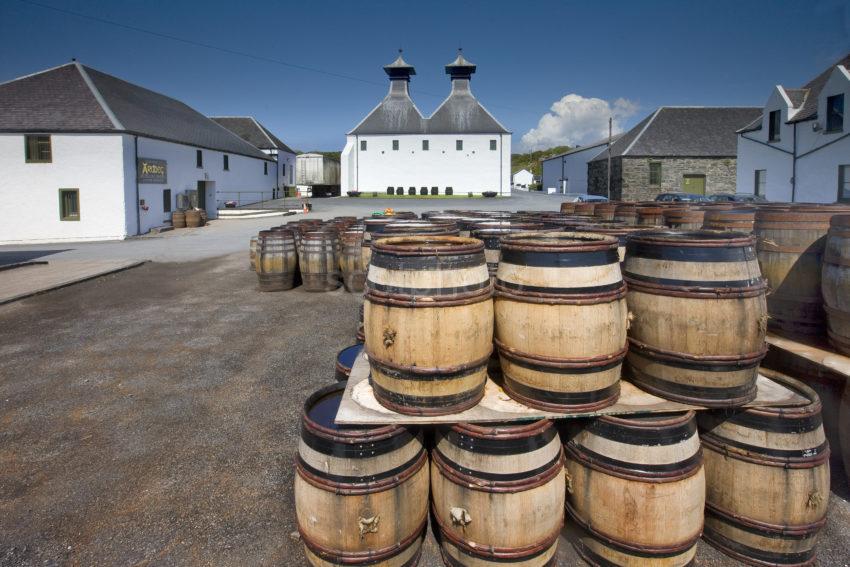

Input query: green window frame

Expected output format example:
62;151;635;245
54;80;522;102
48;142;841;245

392;140;399;151
25;135;52;163
754;170;766;197
59;189;80;221
490;139;497;151
456;140;463;151
768;110;781;142
360;140;367;151
422;139;429;151
649;162;662;185
264;162;268;175
163;189;172;213
196;149;203;168
223;155;229;171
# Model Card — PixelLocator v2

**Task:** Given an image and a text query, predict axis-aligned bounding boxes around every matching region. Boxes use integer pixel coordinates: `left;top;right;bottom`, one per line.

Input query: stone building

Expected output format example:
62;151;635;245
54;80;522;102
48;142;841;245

587;107;761;201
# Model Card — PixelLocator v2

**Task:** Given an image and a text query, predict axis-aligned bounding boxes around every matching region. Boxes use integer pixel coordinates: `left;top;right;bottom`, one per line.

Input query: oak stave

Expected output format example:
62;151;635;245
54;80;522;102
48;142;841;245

494;232;627;413
364;236;494;416
563;411;705;566
698;369;831;567
295;383;429;567
822;214;850;354
623;231;768;407
431;420;565;566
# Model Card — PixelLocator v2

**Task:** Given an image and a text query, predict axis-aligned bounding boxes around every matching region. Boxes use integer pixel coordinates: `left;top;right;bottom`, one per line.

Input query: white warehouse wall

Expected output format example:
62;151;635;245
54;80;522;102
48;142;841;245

541;145;605;194
342;133;511;195
0;133;128;244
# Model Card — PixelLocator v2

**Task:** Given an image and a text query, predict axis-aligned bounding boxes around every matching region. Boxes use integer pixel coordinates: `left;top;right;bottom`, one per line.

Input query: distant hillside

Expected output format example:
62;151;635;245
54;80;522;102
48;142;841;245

511;146;571;177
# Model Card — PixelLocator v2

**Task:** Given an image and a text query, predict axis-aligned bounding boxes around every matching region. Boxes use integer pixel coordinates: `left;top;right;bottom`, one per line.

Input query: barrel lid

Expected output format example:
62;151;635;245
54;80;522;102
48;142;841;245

302;383;402;438
371;235;484;257
336;344;364;371
499;231;619;252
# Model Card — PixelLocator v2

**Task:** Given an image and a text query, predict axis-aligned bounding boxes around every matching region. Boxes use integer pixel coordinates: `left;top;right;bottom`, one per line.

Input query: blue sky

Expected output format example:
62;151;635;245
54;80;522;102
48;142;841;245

1;0;848;152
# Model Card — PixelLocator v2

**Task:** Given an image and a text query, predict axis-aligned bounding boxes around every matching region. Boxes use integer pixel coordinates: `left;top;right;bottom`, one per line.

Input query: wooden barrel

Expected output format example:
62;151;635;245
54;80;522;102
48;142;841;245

340;229;366;293
335;344;364;382
754;209;850;337
185;209;201;228
560;202;577;214
574;202;597;217
364;236;493;415
563;411;705;566
199;209;207;226
703;209;756;233
471;227;538;283
594;202;619;221
256;229;297;291
614;204;638;224
249;235;258;271
383;221;459;237
699;369;830;566
574;223;660;262
171;210;186;228
663;209;705;229
494;232;627;412
636;206;665;226
356;303;365;344
361;218;395;269
823;214;850;354
431;420;565;566
842;381;850;487
300;230;341;292
624;231;767;407
295;383;429;567
471;221;543;232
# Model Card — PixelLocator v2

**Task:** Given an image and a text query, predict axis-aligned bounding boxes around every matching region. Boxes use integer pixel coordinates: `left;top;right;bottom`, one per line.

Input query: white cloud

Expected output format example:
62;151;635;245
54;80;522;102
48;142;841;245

520;94;639;151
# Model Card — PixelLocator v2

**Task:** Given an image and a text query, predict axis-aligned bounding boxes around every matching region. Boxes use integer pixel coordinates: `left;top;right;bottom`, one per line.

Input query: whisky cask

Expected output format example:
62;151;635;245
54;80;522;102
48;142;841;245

842;380;850;487
495;232;627;412
249;235;258;271
574;223;660;262
822;214;850;354
335;344;364;382
564;411;705;566
295;383;429;567
614;204;638;224
432;420;564;566
624;231;767;407
340;229;367;293
574;202;597;217
300;230;341;292
256;229;298;292
662;209;705;229
594;202;619;221
703;209;756;233
184;209;201;228
699;369;830;566
636;206;665;226
560;202;577;214
171;210;186;228
364;236;493;415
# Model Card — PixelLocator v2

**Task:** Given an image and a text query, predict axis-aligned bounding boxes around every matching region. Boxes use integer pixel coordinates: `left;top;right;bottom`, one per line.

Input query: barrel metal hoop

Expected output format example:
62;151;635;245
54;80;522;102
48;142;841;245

564;442;703;483
702;525;817;567
565;501;701;556
433;503;563;560
628;337;768;366
449;419;554;441
495;337;628;369
295;447;428;496
705;501;827;538
493;281;627;305
624;276;767;298
364;284;493;308
501;377;620;413
700;433;831;469
433;444;564;492
823;253;850;267
626;368;758;408
301;384;406;444
299;515;426;565
370;380;485;417
367;350;492;378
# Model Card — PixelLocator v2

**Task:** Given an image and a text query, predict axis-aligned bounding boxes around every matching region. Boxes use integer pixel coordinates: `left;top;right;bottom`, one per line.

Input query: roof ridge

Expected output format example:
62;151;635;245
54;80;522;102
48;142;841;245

250;116;277;148
621;108;662;157
75;63;124;130
0;61;79;88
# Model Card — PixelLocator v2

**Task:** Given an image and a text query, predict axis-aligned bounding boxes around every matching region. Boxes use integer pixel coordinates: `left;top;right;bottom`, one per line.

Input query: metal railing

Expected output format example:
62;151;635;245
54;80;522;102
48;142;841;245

216;189;301;210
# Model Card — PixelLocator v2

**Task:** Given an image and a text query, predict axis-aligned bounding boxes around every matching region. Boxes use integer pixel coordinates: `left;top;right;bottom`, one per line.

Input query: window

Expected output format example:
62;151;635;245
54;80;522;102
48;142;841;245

422;139;429;151
768;110;781;142
360;140;367;151
392;140;399;151
25;135;52;163
839;165;850;203
223;155;229;171
754;170;766;197
196;149;203;168
59;189;79;221
827;94;844;132
456;140;463;151
264;162;268;175
649;162;662;185
163;189;172;213
490;139;497;151
282;163;286;176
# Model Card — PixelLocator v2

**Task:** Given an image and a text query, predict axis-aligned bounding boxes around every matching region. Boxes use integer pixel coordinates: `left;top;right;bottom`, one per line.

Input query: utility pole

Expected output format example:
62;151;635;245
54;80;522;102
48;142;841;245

606;116;612;201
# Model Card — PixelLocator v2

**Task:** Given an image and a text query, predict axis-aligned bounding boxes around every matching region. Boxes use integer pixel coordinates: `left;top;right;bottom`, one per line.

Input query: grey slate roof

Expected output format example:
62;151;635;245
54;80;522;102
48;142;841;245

737;114;763;134
348;79;425;135
591;107;761;162
0;62;272;160
788;53;850;123
210;116;295;154
427;78;509;134
783;88;808;108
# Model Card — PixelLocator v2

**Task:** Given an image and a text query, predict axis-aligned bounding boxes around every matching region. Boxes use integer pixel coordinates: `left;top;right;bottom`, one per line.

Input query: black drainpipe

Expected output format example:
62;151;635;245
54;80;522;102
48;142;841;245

134;135;141;235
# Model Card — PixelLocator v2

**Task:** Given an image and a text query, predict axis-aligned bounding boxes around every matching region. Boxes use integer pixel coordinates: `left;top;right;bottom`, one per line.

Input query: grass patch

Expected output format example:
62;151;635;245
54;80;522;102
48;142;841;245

350;193;500;199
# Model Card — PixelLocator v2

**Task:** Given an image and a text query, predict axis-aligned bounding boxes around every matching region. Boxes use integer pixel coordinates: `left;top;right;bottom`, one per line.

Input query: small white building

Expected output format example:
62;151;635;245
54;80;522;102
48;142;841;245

540;138;619;194
0;62;277;244
511;168;534;188
341;51;511;196
736;53;850;203
211;116;297;195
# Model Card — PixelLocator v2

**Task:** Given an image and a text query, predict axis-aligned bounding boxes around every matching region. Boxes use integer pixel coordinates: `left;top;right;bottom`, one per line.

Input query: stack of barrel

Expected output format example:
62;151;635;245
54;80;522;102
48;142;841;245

291;203;842;567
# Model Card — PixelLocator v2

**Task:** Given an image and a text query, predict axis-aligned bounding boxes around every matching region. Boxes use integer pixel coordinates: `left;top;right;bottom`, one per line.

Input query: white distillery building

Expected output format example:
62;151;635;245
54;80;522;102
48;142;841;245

540;137;620;194
512;168;534;188
211;116;296;195
0;62;277;244
341;51;511;196
736;53;850;203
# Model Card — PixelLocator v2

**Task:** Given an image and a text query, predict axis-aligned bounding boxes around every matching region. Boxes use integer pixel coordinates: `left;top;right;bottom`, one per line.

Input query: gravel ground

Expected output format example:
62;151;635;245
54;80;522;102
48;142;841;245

0;253;848;566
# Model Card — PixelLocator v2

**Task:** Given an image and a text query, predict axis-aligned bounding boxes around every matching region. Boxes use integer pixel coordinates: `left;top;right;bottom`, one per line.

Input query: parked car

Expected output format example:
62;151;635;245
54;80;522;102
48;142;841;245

654;192;710;202
560;193;610;203
708;193;768;203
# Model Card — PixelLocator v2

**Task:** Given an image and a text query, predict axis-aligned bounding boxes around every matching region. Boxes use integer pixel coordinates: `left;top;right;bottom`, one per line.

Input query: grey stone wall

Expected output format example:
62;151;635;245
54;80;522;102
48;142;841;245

588;157;739;201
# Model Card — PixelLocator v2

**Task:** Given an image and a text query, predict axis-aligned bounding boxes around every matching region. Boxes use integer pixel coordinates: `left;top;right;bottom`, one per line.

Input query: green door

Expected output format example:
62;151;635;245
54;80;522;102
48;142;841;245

682;175;706;195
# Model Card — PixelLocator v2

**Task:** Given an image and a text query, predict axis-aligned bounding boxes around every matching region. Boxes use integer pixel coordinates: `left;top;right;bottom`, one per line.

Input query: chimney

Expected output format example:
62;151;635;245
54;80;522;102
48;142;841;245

445;48;476;95
383;49;415;97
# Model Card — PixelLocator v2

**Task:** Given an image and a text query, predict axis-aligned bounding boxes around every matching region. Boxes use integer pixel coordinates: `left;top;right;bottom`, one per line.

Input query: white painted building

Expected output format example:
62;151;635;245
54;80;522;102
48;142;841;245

736;53;850;203
211;116;297;195
0;62;277;244
341;51;511;196
540;138;618;194
512;168;534;188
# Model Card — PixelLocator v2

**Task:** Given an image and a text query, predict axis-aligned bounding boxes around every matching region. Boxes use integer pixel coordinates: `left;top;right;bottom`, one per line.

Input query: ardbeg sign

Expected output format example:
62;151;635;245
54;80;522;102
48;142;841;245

137;158;167;183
